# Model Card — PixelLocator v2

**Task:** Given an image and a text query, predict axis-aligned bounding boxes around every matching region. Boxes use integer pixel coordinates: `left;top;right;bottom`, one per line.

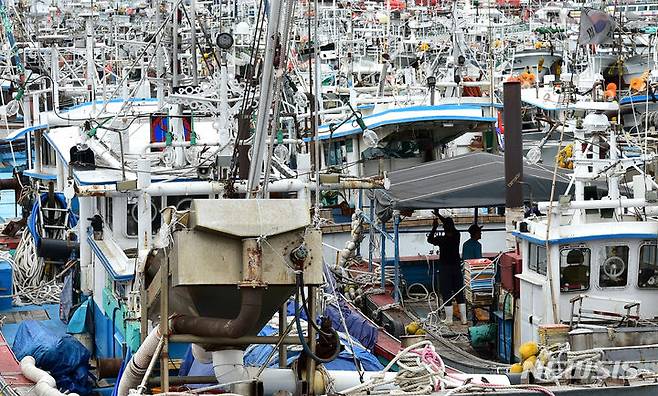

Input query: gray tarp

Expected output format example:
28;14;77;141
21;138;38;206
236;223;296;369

373;152;572;211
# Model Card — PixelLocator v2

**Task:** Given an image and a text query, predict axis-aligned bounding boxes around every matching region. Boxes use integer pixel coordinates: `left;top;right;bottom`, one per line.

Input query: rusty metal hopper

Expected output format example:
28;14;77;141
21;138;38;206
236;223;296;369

148;199;323;338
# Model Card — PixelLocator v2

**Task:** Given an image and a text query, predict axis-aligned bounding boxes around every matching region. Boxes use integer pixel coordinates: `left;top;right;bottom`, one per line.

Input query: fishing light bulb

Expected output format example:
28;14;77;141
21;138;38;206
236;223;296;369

363;129;379;147
4;100;19;117
185;146;200;166
526;147;541;165
162;147;175;167
274;144;289;162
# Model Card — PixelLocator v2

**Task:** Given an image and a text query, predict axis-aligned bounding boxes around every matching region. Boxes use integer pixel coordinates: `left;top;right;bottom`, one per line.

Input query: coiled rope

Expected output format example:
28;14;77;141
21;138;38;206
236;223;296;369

11;231;61;305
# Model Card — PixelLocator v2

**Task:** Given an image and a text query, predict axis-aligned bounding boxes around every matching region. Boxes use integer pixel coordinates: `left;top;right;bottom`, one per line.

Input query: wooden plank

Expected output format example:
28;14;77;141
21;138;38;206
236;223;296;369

146;266;162;306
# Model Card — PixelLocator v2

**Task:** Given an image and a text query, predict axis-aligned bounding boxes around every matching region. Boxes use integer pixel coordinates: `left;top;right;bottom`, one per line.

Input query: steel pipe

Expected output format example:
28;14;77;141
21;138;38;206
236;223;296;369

170;288;264;339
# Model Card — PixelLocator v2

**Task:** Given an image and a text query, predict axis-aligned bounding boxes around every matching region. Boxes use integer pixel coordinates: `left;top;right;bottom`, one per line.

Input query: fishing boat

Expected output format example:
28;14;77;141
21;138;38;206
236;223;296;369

4;0;658;395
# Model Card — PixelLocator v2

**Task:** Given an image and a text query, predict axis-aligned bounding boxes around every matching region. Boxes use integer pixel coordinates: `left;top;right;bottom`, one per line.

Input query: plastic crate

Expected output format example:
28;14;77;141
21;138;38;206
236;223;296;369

495;310;514;363
0;260;12;310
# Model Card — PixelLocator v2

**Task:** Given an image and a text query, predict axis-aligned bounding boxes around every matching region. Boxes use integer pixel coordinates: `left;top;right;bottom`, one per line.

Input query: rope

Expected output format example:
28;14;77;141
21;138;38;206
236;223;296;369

11;232;61;305
339;340;447;395
530;343;656;385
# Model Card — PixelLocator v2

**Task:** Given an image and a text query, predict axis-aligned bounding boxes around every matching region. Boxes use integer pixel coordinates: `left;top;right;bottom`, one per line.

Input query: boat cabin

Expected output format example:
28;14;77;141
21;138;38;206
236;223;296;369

514;217;658;350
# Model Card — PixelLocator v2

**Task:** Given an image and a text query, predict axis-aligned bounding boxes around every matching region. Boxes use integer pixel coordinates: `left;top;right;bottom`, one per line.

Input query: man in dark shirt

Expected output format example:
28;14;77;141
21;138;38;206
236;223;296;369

427;209;467;325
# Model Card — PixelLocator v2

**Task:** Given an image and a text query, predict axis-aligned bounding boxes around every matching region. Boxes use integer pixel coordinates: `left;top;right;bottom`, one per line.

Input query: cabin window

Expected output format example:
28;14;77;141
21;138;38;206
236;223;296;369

105;197;113;230
126;197;162;236
598;245;629;288
529;244;547;275
42;142;57;167
323;140;348;166
166;195;207;211
559;247;590;292
639;244;658;288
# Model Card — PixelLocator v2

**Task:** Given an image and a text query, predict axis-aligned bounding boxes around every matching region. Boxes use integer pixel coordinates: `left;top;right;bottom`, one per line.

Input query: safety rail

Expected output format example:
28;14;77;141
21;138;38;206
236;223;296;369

569;294;641;329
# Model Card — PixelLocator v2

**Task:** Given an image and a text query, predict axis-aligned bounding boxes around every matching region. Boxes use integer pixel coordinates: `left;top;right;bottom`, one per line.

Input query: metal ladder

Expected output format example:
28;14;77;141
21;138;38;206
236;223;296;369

37;184;69;239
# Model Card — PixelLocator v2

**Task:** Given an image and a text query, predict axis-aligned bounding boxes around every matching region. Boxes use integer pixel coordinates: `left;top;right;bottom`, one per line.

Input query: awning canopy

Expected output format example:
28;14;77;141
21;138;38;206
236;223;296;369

2;124;48;143
374;152;572;210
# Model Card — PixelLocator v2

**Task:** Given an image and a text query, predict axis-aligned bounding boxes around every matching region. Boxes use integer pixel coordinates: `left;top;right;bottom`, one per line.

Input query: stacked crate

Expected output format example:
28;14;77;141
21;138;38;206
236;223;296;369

464;258;496;305
0;260;12;310
538;324;570;346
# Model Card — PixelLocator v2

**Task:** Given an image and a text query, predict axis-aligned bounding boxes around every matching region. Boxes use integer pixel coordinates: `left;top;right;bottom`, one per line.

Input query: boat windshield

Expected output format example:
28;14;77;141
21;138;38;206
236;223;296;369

560;247;590;292
639;243;658;288
599;245;629;288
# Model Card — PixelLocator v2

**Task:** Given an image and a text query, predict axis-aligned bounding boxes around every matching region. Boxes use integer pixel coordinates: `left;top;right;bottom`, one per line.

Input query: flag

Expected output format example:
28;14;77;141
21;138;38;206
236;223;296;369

578;8;615;45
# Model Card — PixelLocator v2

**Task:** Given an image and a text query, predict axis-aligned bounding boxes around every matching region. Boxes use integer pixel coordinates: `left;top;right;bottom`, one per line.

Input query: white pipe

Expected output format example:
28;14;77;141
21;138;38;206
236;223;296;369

265;138;303;145
117;326;161;396
39;111;77;127
87;138;123;169
171;105;185;168
608;127;620;201
326;369;397;393
212;350;248;385
141;140;221;155
191;344;212;365
435;81;492;87
144;181;224;196
137;158;152;254
538;198;658;211
20;356;80;396
98;177;381;198
105;179;304;196
78;196;93;293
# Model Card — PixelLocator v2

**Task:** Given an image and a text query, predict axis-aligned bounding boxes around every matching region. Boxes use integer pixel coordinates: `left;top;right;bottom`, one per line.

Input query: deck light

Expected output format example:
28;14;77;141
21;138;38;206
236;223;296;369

216;33;234;50
363;128;379;147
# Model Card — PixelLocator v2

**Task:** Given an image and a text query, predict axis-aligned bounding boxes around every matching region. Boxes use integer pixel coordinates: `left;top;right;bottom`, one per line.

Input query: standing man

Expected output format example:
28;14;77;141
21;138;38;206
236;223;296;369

462;224;483;260
427;209;467;325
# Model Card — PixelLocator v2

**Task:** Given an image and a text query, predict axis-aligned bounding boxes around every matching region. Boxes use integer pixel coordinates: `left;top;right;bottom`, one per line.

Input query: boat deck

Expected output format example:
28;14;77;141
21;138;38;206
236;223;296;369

0;330;33;394
1;304;66;346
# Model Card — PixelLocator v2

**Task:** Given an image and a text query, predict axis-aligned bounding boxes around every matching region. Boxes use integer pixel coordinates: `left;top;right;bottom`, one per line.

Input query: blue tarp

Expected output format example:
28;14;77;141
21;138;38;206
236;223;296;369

324;302;378;351
67;299;90;334
243;321;383;371
13;320;93;395
179;315;384;388
322;264;379;350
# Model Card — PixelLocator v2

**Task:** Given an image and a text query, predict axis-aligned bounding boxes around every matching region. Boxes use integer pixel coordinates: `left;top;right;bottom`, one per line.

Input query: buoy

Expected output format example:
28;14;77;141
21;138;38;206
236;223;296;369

519;69;536;88
604;88;616;100
557;144;574;169
630;76;647;92
405;322;419;335
519;341;539;361
509;363;523;373
523;356;537;371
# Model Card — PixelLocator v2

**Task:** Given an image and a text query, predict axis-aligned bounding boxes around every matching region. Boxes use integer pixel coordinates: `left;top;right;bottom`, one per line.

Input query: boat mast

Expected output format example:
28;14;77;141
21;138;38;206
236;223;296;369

245;0;283;197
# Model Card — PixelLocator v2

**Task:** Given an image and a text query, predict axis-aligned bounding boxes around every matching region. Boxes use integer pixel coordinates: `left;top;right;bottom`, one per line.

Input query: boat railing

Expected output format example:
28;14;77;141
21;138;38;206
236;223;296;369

490;22;530;37
569;294;641;329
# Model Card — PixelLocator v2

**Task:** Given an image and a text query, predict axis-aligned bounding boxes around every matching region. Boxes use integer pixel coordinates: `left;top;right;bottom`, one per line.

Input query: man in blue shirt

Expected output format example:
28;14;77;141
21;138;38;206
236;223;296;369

462;224;483;260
